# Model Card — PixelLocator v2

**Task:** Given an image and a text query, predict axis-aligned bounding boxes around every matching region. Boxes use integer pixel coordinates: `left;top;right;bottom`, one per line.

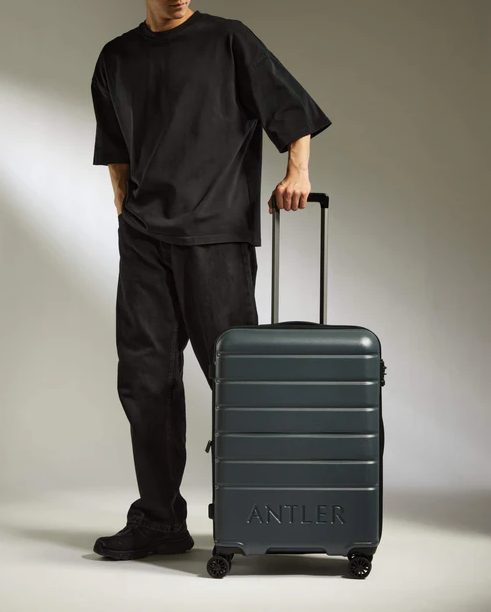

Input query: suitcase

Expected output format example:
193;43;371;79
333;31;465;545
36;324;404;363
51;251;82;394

205;193;386;579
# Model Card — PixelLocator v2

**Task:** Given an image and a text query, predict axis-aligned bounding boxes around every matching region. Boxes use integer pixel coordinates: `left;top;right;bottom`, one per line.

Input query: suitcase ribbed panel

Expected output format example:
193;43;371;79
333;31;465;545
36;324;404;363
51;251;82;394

218;354;379;381
217;433;379;460
216;461;378;486
218;380;379;408
212;327;382;557
216;407;378;433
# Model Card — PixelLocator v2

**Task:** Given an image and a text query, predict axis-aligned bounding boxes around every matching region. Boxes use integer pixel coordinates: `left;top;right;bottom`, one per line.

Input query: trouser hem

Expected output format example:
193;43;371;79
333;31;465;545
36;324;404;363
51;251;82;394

127;515;186;533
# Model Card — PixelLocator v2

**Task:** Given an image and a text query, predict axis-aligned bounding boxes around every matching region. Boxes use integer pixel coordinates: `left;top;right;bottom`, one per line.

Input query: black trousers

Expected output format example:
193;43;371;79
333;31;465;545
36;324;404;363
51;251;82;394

116;216;259;533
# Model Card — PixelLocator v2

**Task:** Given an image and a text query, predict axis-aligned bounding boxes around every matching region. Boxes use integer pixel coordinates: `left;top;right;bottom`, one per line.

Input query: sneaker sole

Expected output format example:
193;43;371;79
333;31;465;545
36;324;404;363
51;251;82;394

93;532;194;560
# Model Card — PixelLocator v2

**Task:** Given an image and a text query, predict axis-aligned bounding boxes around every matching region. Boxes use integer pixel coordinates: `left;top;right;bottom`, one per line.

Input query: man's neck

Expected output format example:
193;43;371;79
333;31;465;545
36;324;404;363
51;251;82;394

144;8;195;33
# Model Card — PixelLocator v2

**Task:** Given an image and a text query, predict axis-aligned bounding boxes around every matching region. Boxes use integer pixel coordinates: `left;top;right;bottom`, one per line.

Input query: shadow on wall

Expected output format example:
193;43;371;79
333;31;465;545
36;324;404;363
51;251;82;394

385;489;491;536
0;194;134;497
0;189;211;500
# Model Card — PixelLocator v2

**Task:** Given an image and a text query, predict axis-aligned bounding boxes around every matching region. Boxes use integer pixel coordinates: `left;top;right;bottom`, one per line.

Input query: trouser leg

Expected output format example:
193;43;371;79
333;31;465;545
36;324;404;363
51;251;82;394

170;241;259;390
116;218;258;532
116;218;189;533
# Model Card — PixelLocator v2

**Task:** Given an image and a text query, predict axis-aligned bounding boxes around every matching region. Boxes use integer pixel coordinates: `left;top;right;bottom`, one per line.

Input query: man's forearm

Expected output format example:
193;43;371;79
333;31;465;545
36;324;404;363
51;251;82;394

287;134;311;175
268;134;313;213
108;163;130;214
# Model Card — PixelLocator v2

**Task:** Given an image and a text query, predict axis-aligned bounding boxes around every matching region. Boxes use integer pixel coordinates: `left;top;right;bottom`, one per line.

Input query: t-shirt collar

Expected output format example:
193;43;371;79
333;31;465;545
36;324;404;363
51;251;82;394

139;10;202;41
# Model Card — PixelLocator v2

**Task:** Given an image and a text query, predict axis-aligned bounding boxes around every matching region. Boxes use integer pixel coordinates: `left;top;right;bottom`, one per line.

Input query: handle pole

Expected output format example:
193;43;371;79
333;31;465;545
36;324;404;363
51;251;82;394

271;198;280;324
320;204;329;324
271;192;330;325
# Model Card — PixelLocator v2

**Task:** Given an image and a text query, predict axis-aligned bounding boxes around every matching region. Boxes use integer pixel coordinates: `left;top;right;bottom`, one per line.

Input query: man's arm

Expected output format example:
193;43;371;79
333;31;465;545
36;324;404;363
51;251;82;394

91;48;131;216
108;163;130;215
268;134;311;214
231;21;331;213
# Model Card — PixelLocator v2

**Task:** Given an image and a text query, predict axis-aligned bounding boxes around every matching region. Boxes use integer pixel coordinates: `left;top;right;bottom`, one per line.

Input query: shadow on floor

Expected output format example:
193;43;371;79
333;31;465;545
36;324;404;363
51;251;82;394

137;539;349;578
8;488;489;578
7;526;350;578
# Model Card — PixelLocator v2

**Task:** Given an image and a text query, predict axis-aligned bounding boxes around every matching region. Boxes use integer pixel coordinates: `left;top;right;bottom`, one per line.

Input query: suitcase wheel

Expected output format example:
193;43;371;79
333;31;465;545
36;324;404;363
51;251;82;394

207;554;231;579
348;555;372;579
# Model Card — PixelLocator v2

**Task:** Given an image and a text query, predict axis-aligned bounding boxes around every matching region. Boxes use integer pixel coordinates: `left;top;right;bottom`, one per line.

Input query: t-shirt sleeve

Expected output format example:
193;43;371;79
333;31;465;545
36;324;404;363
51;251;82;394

90;48;130;165
231;21;332;154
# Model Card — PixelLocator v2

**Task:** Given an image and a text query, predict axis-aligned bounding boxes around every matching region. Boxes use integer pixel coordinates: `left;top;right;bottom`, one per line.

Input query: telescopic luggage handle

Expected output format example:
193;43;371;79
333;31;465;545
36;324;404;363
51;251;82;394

271;192;330;325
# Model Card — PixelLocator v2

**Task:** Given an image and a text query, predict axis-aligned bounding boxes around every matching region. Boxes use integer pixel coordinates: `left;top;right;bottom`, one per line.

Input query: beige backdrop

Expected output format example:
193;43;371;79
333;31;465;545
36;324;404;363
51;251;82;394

1;0;490;503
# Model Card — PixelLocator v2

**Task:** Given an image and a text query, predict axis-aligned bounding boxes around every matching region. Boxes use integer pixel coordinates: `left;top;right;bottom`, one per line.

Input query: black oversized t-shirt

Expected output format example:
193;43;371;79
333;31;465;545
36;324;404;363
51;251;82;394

90;10;332;246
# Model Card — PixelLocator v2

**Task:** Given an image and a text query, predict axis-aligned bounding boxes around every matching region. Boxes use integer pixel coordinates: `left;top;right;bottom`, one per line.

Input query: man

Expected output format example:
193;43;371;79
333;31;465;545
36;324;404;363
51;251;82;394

90;0;331;560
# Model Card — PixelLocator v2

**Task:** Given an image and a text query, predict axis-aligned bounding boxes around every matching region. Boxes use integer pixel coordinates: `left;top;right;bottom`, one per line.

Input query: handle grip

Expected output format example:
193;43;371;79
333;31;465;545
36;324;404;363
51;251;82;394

272;192;330;212
271;192;330;325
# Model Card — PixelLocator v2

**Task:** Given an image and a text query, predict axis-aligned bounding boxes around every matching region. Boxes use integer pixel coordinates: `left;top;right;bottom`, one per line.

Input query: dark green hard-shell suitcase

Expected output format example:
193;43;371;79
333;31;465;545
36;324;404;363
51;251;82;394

205;193;386;579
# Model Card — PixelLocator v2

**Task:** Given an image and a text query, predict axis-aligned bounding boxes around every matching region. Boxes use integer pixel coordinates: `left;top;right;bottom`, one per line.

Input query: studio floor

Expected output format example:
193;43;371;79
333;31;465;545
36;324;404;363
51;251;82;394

0;488;489;612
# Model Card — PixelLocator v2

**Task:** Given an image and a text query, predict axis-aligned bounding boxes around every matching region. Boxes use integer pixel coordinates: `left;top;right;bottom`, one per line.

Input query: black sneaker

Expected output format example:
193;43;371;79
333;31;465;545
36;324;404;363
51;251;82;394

93;523;194;560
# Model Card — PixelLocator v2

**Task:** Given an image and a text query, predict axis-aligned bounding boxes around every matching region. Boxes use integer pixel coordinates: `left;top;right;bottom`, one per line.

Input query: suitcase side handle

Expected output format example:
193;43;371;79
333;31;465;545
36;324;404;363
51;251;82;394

271;192;329;325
